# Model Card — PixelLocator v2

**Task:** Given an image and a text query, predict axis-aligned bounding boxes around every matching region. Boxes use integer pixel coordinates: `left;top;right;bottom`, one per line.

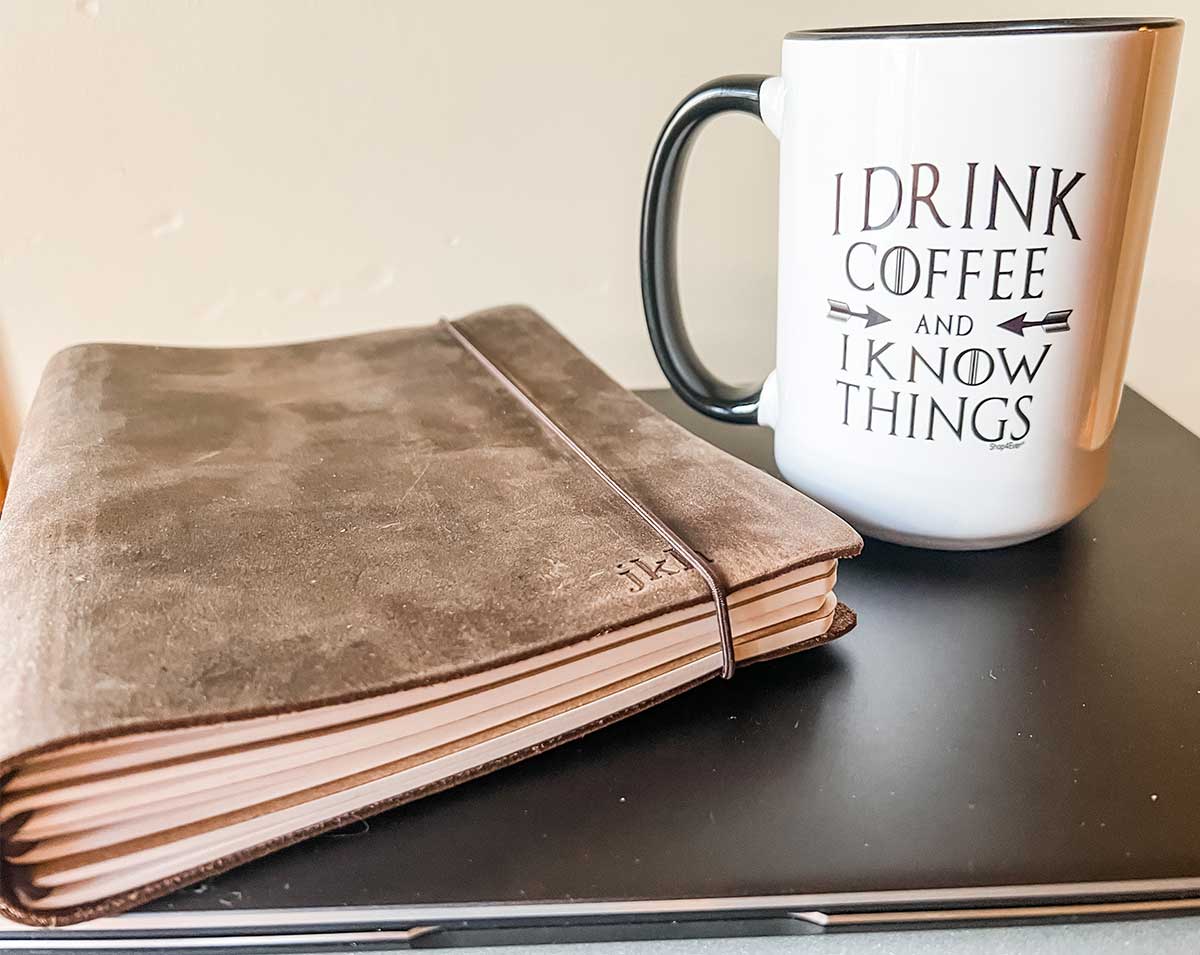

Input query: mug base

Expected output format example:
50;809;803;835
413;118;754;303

852;518;1076;551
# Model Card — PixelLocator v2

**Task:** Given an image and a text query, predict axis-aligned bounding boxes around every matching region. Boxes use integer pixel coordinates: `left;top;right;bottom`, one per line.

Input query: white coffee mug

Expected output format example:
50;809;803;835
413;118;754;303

641;18;1183;549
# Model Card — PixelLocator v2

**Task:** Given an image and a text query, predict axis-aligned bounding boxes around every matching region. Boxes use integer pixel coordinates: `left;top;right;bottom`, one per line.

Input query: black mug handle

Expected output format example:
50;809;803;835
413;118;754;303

640;75;772;425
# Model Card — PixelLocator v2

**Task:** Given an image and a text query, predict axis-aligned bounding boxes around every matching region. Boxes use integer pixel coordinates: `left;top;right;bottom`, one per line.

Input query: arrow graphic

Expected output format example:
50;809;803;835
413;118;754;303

827;299;892;328
998;309;1073;337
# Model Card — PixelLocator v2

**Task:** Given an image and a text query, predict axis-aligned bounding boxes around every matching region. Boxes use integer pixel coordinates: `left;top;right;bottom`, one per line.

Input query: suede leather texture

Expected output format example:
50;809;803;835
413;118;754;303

0;306;860;766
0;306;861;924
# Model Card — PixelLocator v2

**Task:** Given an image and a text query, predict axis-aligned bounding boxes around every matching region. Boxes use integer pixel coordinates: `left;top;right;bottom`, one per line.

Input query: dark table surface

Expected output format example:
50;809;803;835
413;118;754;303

4;387;1199;947
161;387;1200;902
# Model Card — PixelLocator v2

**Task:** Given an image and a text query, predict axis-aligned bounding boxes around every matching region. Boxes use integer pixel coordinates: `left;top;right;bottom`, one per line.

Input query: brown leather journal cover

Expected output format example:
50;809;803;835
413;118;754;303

0;306;861;925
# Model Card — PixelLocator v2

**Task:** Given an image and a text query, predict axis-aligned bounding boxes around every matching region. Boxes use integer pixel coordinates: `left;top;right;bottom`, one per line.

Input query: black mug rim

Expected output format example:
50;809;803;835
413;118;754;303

786;17;1183;40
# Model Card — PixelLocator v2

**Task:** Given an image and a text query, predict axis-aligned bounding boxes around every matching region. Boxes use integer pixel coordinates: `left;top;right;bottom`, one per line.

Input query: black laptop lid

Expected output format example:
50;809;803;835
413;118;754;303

109;389;1200;923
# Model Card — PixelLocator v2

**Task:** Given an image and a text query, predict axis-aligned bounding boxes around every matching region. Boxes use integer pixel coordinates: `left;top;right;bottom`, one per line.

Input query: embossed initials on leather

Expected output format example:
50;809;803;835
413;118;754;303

616;548;714;593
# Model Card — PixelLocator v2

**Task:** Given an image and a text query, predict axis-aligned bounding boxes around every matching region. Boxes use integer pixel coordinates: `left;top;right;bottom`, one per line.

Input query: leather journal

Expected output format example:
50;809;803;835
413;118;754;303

0;306;862;926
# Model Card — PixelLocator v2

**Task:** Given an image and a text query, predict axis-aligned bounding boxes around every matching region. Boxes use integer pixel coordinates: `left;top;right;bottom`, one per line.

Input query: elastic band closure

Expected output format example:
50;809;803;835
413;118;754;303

440;319;736;679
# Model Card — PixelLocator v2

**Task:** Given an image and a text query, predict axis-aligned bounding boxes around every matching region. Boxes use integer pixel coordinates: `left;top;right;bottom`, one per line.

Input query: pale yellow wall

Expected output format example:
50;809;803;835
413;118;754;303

0;0;1197;476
